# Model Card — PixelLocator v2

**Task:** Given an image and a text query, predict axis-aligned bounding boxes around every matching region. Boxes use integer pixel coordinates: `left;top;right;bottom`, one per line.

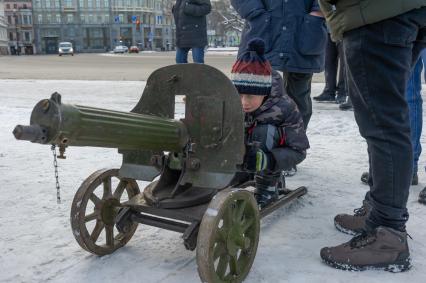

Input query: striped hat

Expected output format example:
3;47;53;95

231;38;272;96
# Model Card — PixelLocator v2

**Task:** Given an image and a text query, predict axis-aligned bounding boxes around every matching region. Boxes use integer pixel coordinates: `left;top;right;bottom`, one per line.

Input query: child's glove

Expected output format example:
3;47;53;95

245;148;274;172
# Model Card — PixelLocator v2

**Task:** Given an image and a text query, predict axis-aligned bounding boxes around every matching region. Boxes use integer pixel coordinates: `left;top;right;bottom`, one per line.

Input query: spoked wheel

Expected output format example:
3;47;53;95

197;188;260;283
71;168;140;256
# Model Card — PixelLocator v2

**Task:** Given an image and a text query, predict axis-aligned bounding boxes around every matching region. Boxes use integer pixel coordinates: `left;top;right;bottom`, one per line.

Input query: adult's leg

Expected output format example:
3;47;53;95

405;58;423;175
175;47;190;63
336;42;347;98
343;16;419;231
191;47;205;64
421;49;426;83
282;72;313;130
323;33;339;94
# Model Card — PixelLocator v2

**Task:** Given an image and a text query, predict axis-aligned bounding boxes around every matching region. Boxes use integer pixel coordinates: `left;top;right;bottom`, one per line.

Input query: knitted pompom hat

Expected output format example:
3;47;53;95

231;38;272;96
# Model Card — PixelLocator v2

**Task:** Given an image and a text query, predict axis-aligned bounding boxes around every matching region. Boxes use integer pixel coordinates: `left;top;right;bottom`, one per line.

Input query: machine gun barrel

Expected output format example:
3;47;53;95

13;93;189;152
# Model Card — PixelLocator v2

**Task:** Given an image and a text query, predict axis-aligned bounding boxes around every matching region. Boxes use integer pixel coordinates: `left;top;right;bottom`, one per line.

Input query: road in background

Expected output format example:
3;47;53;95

0;52;325;82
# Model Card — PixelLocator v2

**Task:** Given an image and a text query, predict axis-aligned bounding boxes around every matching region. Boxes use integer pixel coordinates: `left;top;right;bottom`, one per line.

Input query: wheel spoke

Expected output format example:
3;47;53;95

102;177;112;199
112;181;126;200
84;212;98;223
91;220;105;242
229;254;239;276
105;225;114;247
215;228;227;242
234;200;246;223
213;242;226;260
216;255;229;279
241;218;254;233
90;193;102;206
223;203;234;228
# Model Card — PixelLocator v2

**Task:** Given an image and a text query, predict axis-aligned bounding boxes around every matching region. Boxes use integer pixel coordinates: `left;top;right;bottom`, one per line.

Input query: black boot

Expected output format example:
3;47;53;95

254;172;279;208
313;91;336;102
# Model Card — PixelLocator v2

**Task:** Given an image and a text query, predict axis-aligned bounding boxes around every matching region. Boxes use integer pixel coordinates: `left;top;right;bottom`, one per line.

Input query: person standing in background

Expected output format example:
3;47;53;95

173;0;211;64
313;31;347;104
231;0;327;129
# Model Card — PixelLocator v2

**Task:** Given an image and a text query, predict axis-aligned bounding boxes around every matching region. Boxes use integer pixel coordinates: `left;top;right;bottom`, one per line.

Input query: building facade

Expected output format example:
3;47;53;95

5;0;35;54
32;0;175;54
0;0;9;54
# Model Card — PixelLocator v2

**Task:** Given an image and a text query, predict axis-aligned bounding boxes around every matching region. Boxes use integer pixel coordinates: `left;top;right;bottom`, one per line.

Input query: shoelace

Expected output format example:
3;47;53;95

353;205;366;216
349;231;376;248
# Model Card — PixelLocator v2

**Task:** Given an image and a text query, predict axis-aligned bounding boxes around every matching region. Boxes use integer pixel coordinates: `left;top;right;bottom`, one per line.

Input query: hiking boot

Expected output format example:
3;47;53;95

254;172;279;208
320;226;411;272
361;172;418;186
335;94;347;104
334;200;371;235
419;186;426;204
313;91;336;102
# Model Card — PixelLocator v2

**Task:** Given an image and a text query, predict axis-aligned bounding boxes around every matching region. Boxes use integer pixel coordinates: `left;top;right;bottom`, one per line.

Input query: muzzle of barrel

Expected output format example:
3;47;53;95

13;124;48;144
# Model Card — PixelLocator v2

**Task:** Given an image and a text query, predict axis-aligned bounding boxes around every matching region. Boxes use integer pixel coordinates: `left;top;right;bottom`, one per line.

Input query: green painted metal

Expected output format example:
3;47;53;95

197;189;260;283
26;93;188;152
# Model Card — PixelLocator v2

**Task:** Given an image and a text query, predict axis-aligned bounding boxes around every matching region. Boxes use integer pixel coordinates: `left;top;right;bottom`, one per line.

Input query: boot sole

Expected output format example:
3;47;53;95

321;256;412;273
334;221;361;236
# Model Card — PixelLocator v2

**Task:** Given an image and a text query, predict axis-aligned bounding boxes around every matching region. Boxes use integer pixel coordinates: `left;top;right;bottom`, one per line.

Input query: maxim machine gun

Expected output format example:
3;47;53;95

13;64;307;283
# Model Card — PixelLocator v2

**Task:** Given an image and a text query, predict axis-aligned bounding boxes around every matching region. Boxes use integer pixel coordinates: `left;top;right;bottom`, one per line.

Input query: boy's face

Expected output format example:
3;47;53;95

240;94;265;113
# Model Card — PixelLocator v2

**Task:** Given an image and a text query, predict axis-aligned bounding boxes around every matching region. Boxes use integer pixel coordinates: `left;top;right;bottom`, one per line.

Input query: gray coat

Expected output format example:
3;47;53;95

173;0;211;48
231;0;327;73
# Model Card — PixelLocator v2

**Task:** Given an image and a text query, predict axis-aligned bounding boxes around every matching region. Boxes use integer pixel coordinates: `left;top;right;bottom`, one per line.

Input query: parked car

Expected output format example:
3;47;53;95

58;42;74;56
129;46;139;53
113;45;128;54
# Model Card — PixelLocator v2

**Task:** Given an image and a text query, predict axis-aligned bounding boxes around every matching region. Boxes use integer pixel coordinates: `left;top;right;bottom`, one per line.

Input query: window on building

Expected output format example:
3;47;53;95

64;0;73;8
96;0;100;8
119;14;124;23
45;0;51;8
6;4;10;9
23;4;28;9
9;32;13;41
38;14;43;23
79;0;84;8
7;16;11;24
35;0;41;8
89;14;94;23
13;4;17;9
24;32;30;42
46;14;51;23
80;14;86;23
104;14;109;23
55;0;60;8
23;15;28;25
67;14;74;23
103;0;108;8
56;14;61;23
88;0;93;8
29;15;32;24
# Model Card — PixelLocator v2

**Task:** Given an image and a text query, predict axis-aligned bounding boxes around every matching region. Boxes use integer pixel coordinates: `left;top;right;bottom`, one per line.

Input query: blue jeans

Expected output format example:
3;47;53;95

344;7;426;231
175;47;205;64
406;58;423;174
421;49;426;83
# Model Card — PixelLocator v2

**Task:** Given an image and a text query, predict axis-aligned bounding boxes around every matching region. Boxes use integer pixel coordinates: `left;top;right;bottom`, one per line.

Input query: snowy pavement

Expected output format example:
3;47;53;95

1;80;425;283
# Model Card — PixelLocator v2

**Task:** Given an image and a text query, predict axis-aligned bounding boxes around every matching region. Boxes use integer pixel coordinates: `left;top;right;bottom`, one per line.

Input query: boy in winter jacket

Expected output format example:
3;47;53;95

231;39;309;208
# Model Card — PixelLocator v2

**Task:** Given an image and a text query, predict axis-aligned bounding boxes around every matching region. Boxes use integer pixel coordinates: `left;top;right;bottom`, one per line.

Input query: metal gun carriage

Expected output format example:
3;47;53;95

13;64;307;282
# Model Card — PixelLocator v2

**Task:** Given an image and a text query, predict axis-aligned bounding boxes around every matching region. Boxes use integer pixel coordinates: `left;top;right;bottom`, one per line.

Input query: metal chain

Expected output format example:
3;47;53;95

51;145;61;204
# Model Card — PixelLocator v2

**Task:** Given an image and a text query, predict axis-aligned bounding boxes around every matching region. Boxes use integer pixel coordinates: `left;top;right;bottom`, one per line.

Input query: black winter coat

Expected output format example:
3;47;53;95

173;0;211;48
231;0;327;73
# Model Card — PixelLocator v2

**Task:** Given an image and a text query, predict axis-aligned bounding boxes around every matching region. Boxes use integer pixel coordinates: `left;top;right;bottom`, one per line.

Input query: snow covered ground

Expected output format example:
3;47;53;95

1;79;425;283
